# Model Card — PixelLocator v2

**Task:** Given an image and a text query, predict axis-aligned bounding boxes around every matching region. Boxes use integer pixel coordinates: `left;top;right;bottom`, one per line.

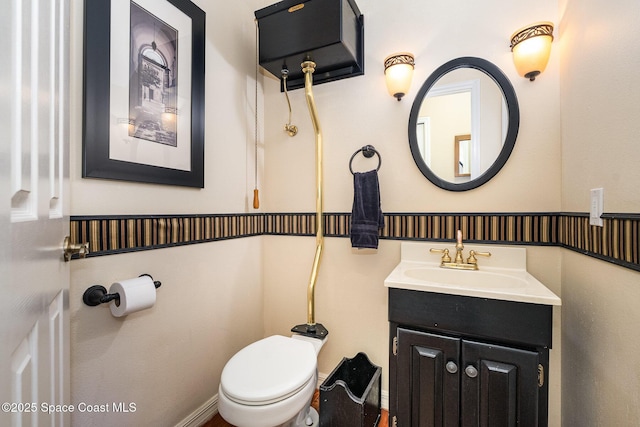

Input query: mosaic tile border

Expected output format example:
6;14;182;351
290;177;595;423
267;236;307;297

70;212;640;272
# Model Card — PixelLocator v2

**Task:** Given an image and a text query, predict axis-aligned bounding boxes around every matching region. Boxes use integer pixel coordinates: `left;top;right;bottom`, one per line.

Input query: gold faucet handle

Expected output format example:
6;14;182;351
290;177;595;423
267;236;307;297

467;250;491;265
430;248;451;263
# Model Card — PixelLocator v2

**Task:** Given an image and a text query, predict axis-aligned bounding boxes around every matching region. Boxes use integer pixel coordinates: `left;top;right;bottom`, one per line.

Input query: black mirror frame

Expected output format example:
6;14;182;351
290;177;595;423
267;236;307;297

408;57;520;191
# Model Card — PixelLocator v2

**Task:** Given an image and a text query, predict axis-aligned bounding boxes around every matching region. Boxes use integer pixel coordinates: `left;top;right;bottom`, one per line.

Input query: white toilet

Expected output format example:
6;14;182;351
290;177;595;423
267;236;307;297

218;334;327;427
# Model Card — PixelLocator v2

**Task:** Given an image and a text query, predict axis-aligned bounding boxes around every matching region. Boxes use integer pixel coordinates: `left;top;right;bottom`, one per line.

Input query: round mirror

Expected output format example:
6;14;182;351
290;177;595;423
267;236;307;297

408;57;519;191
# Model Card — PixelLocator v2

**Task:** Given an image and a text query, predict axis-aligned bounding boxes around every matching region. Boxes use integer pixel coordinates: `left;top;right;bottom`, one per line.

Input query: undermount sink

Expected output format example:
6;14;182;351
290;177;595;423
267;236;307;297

384;242;561;306
403;266;528;289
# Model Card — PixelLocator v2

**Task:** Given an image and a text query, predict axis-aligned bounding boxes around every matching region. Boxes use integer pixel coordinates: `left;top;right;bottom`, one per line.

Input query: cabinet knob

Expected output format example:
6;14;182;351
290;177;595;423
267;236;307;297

445;361;458;374
465;365;478;378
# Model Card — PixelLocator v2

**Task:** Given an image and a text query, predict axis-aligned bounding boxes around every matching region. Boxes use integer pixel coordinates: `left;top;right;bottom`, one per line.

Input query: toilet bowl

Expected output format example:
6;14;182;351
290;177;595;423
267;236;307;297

218;334;327;427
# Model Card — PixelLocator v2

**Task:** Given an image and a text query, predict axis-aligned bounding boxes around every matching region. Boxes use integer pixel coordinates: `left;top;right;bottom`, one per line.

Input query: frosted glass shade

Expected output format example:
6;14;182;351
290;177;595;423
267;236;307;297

510;22;554;81
384;53;415;100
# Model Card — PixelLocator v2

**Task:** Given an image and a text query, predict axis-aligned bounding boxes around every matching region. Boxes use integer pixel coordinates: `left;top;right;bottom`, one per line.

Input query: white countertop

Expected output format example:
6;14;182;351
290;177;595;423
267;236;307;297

384;242;561;306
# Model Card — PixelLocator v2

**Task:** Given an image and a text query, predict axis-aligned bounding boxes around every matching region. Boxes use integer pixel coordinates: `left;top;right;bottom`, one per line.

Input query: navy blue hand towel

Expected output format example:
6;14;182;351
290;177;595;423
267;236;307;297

350;170;384;249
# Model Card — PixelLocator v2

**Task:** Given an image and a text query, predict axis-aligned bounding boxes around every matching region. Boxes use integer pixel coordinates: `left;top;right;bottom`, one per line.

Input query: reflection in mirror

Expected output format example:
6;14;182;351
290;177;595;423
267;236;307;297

455;134;471;177
408;57;519;191
419;69;506;183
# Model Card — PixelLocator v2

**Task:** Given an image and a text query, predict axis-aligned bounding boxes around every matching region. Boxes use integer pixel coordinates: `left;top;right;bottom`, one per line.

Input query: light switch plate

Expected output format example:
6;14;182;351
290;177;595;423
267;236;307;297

590;188;604;227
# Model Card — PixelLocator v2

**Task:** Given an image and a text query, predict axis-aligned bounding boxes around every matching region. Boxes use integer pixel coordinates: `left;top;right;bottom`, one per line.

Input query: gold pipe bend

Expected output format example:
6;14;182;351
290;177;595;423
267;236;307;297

302;61;323;326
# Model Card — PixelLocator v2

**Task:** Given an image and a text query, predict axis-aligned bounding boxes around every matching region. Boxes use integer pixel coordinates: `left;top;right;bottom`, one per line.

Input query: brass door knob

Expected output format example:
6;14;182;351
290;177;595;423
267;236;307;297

63;236;89;262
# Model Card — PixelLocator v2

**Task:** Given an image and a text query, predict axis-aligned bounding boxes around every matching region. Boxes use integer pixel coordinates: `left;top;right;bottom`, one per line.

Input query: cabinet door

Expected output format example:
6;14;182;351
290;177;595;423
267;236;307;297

397;328;460;427
461;340;540;427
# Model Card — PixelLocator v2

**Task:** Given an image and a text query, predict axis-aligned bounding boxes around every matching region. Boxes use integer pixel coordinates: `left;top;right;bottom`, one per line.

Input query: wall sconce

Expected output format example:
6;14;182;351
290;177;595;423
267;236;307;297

384;52;415;101
510;22;554;81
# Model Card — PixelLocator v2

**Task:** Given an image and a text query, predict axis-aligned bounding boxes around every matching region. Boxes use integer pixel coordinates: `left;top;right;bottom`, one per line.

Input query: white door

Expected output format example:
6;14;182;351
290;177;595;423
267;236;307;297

1;0;71;426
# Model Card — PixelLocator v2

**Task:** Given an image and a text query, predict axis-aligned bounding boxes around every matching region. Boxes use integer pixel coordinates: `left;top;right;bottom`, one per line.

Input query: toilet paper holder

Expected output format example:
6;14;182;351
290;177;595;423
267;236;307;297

82;274;161;307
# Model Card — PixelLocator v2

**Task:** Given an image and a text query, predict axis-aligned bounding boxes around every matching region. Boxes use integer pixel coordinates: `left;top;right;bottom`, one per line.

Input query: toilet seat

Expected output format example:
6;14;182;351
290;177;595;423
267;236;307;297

220;335;317;406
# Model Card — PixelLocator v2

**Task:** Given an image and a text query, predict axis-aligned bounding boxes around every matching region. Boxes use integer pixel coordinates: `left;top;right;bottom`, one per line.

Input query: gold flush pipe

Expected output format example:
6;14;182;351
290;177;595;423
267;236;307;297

302;60;323;326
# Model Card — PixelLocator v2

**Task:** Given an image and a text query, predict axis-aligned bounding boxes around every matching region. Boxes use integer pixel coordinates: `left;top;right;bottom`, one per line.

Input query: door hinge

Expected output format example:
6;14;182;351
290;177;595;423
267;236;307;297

393;336;398;356
392;415;398;427
538;364;544;387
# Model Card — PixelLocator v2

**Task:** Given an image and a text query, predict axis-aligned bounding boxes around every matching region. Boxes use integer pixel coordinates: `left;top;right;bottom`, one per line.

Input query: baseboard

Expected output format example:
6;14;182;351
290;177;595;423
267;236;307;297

317;372;389;410
175;394;218;427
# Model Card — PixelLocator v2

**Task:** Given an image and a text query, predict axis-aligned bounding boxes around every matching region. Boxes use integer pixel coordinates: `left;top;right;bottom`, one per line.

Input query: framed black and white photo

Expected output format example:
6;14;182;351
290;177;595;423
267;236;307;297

83;0;205;187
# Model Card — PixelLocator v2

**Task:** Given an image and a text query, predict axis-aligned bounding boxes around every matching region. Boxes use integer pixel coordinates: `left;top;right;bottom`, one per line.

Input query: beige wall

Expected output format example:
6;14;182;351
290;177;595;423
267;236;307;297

67;0;640;425
70;239;262;426
559;0;640;425
261;0;562;423
559;0;640;213
561;253;640;425
262;0;562;214
71;0;260;216
69;0;263;425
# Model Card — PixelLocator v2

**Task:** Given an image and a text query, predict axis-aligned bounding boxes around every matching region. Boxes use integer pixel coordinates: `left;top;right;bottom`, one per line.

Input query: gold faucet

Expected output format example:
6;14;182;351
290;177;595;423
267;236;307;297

430;230;491;270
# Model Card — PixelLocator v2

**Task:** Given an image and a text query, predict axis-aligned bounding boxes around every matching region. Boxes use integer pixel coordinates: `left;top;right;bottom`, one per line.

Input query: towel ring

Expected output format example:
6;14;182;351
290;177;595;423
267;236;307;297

349;145;382;174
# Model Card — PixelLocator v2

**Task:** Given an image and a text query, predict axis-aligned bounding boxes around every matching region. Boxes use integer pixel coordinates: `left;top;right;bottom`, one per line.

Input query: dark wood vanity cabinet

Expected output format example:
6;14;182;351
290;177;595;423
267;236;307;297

389;288;553;427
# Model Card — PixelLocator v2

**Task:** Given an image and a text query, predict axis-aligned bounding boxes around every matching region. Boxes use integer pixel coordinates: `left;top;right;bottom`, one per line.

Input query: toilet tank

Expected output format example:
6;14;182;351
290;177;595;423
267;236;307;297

254;0;364;90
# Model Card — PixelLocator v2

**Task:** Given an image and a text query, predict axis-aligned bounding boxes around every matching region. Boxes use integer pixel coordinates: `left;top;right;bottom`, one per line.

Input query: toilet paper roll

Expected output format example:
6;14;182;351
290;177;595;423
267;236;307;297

109;275;157;317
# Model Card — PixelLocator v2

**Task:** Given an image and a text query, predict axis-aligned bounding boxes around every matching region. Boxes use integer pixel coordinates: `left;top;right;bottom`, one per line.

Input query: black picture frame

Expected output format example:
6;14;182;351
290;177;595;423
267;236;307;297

83;0;205;188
